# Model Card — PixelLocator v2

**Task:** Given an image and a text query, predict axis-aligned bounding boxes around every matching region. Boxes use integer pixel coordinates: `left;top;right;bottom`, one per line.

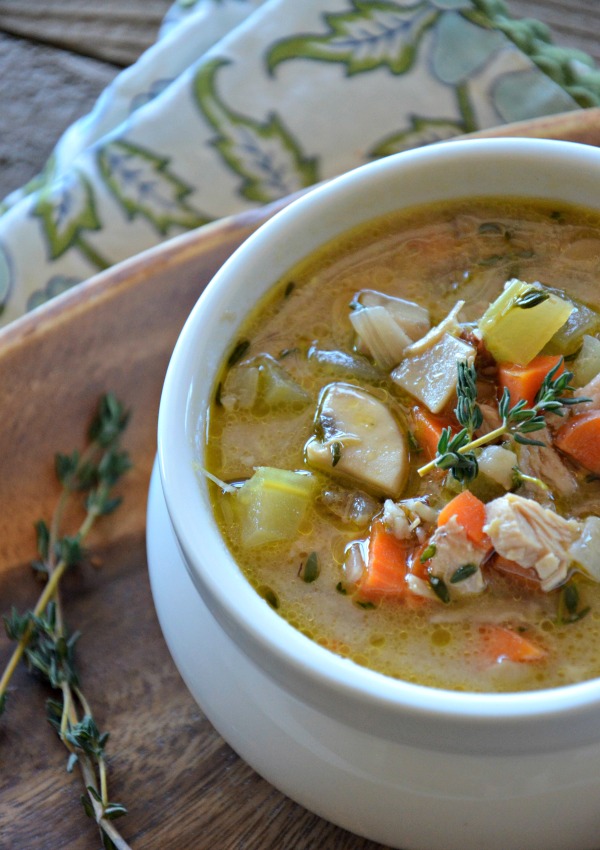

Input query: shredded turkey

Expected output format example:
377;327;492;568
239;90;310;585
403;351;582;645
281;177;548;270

382;498;437;540
484;493;581;591
476;402;503;437
426;516;488;598
518;427;577;498
382;499;412;539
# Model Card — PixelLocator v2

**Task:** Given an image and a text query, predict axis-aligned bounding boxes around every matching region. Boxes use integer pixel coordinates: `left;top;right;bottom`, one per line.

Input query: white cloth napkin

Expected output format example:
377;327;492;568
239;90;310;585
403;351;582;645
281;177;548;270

0;0;598;326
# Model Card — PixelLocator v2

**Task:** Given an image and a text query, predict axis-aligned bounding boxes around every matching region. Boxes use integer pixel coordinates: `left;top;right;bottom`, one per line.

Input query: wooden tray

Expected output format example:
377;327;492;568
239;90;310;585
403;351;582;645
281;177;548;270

2;109;600;849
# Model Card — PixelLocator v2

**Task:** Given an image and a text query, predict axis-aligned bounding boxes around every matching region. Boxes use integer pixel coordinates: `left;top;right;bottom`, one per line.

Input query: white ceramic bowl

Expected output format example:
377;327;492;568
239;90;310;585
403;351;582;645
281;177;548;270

153;138;600;850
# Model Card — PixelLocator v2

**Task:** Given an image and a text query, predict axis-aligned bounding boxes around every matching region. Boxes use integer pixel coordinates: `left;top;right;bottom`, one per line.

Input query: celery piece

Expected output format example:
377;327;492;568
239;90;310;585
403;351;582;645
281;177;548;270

572;334;600;387
478;279;574;365
544;301;600;357
235;467;317;547
256;355;311;409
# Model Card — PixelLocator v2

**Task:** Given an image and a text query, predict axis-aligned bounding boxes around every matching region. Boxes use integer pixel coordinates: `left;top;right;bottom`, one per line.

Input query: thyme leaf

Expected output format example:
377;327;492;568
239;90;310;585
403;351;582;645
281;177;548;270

299;552;320;583
450;563;477;584
420;543;437;562
331;441;342;467
557;581;591;625
227;338;250;367
515;288;550;309
430;576;450;604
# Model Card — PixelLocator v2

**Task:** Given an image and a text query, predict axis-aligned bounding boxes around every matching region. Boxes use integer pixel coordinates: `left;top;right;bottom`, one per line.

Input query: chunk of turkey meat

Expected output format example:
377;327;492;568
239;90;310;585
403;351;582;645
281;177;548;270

484;493;580;591
518;427;577;498
426;516;488;598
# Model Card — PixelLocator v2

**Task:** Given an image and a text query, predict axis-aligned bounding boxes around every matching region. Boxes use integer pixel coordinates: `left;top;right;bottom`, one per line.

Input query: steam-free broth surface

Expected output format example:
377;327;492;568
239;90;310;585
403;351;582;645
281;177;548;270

205;198;600;692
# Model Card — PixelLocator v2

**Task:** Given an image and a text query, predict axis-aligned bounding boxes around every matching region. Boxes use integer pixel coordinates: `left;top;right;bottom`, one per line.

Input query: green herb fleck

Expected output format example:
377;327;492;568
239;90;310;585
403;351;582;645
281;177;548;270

450;563;477;584
407;430;422;454
558;582;590;625
284;281;295;298
258;585;280;609
420;544;437;563
430;575;450;604
227;338;250;367
331;441;342;467
300;552;319;583
514;288;550;309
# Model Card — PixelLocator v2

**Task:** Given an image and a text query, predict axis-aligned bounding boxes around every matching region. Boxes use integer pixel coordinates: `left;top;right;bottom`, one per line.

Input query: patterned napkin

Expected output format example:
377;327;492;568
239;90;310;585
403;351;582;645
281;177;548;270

0;0;599;327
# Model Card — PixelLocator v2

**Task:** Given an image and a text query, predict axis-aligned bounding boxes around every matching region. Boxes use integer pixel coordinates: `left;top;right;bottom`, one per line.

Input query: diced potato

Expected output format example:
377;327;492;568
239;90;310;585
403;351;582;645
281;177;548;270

221;364;260;410
256;355;311;408
479;279;574;365
572;334;600;387
391;333;475;414
305;382;408;498
223;355;309;411
235;467;317;547
569;516;600;582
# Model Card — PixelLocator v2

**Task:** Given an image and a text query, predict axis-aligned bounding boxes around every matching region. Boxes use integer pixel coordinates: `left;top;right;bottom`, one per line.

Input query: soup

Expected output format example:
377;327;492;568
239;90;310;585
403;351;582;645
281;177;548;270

204;197;600;693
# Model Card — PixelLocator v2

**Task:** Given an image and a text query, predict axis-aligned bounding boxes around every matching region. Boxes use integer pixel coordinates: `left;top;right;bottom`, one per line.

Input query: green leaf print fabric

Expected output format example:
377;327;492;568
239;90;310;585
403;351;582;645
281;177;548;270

0;0;599;325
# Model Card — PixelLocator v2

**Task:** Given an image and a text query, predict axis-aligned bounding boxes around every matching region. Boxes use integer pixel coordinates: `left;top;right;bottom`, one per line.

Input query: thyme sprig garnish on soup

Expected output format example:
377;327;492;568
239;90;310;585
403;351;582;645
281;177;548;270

418;356;591;481
203;198;600;693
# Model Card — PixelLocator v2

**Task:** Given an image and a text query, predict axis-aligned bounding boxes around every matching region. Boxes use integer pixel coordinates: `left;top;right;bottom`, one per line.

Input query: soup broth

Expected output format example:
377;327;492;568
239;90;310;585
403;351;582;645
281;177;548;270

204;197;600;693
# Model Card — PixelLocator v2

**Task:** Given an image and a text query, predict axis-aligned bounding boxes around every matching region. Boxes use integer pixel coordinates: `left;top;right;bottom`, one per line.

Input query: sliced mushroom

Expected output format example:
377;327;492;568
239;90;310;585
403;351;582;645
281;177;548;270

304;382;408;498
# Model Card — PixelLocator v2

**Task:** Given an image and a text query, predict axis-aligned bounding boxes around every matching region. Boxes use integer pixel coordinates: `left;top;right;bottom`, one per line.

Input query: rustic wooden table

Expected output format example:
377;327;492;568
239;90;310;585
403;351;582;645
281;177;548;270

1;3;600;850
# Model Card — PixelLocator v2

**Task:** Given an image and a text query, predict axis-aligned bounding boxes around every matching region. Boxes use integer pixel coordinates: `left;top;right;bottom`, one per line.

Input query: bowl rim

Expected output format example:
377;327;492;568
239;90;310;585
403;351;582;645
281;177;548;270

158;137;600;753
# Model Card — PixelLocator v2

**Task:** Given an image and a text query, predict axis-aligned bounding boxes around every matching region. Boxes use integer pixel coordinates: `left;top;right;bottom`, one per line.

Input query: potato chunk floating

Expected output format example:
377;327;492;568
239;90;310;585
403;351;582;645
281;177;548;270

391;333;475;414
305;382;408;498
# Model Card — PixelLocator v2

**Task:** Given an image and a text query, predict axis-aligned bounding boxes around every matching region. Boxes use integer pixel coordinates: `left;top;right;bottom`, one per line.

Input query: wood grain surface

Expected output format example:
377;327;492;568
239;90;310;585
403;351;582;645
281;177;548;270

2;3;600;850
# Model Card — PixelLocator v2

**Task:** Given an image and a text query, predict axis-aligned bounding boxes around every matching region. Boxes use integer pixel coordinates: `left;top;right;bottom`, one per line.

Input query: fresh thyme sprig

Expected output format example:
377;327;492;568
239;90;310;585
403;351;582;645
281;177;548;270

418;357;591;480
0;393;132;850
432;361;482;483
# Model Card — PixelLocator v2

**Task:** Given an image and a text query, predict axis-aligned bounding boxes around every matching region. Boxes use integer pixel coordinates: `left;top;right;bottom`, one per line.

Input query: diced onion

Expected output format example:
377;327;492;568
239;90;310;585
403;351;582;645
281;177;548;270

349;306;412;369
569;516;600;582
477;445;518;490
343;540;367;584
